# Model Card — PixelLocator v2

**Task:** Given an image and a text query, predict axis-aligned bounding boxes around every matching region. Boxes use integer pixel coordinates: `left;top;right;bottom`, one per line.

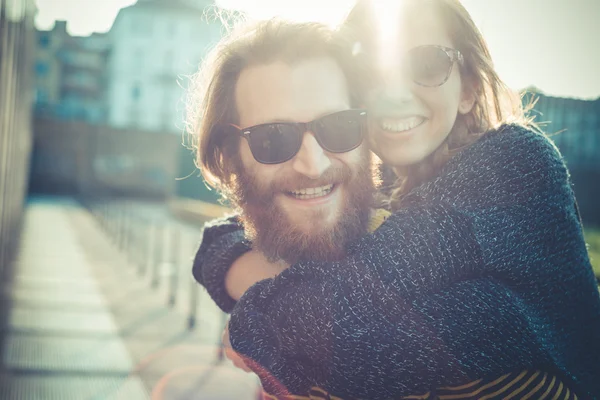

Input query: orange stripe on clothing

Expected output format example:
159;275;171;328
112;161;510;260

438;372;511;399
522;372;548;400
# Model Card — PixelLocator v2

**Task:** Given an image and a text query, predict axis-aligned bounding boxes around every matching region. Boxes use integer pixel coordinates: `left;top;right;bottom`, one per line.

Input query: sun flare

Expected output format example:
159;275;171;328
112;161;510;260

369;0;405;71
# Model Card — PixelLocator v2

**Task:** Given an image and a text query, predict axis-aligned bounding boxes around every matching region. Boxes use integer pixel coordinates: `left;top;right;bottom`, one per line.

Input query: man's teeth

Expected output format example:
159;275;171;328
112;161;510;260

289;184;334;200
380;116;425;132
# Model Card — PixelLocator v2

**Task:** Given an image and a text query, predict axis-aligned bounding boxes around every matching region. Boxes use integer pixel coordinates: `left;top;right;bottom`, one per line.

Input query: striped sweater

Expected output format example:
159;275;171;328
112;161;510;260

260;370;579;399
193;124;600;399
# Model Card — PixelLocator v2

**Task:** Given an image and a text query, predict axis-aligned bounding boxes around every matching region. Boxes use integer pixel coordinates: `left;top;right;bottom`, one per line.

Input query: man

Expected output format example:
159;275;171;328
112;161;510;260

191;19;378;312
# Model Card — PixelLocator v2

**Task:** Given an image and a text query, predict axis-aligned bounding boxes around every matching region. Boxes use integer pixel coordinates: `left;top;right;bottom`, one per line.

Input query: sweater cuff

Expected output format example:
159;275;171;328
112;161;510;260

191;215;243;285
192;217;252;313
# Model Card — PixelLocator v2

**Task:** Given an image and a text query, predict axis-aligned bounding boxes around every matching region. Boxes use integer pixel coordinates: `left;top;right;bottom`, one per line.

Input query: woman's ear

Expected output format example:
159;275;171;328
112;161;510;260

458;79;477;115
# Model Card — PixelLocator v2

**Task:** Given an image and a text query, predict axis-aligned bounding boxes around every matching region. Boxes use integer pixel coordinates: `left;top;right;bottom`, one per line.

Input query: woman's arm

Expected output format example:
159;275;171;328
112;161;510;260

226;125;578;310
224;203;488;397
229;277;545;398
227;127;588;396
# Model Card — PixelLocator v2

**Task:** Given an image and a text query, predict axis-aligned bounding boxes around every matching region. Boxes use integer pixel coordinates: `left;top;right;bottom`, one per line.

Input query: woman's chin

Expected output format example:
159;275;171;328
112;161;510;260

372;143;427;168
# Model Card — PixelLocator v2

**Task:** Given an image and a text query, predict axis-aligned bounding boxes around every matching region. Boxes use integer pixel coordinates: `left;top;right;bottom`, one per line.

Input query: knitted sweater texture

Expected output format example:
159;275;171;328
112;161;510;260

193;124;600;399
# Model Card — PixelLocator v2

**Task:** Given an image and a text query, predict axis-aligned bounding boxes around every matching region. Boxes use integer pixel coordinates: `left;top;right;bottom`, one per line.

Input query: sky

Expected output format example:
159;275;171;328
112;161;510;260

34;0;600;99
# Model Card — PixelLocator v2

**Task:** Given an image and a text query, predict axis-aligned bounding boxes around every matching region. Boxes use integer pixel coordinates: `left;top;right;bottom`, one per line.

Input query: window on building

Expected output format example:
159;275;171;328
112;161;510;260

164;50;173;72
130;107;140;129
35;61;50;77
131;17;139;34
35;88;49;104
39;34;50;48
131;16;153;36
132;84;141;101
167;22;177;38
133;48;144;71
142;20;153;36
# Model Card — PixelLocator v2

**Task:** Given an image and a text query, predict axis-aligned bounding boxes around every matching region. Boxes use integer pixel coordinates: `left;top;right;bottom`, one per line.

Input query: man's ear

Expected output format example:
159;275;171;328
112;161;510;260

458;80;477;115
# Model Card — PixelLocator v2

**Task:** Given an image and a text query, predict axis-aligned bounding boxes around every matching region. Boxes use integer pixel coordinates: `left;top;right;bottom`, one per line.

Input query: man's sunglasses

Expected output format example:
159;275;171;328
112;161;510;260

405;45;464;87
222;109;367;165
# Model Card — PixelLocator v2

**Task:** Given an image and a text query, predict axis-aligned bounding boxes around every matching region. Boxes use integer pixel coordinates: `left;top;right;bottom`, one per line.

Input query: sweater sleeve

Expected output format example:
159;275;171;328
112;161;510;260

191;215;251;313
229;277;546;398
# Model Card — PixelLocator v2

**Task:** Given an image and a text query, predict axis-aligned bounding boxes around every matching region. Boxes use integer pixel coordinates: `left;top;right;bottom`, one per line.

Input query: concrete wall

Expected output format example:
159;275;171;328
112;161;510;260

30;118;182;198
526;91;600;226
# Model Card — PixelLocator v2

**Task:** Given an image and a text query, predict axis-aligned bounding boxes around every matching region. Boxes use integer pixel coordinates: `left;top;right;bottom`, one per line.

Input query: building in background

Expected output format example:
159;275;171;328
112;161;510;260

30;0;228;203
34;21;110;124
106;0;222;133
34;21;67;117
526;88;600;224
57;31;110;123
528;90;600;171
34;0;223;131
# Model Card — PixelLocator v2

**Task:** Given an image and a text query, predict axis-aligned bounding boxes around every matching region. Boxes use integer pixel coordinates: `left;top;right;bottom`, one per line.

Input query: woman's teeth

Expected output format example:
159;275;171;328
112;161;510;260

380;116;425;133
288;184;334;200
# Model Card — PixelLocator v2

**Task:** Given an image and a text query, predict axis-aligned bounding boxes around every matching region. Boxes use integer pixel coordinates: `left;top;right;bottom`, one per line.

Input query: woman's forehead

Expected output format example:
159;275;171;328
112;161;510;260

397;3;454;49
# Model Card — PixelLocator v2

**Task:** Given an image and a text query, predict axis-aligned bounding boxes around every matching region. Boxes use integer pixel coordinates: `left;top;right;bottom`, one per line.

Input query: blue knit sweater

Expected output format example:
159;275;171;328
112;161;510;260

193;124;600;399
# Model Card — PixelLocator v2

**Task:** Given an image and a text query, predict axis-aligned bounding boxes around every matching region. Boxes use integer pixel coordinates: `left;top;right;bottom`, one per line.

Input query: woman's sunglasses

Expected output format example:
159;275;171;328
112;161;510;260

405;45;464;87
221;109;367;165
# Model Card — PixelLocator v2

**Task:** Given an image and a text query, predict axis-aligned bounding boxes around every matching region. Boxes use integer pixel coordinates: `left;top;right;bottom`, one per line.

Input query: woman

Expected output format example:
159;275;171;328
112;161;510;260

193;0;600;398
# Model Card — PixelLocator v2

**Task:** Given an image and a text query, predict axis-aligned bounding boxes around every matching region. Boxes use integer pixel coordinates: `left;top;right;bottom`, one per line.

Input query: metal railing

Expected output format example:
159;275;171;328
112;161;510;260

82;197;226;337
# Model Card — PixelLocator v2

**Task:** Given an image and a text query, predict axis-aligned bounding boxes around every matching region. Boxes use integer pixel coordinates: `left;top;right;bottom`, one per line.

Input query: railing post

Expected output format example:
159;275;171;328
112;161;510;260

151;220;164;289
188;276;199;330
168;226;181;307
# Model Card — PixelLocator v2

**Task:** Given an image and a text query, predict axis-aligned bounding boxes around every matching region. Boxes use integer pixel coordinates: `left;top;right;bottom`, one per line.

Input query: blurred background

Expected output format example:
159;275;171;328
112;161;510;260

0;0;599;398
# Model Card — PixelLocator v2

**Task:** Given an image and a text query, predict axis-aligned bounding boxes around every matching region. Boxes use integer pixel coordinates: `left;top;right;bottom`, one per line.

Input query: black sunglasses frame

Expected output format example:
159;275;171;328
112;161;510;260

228;109;367;165
408;45;464;87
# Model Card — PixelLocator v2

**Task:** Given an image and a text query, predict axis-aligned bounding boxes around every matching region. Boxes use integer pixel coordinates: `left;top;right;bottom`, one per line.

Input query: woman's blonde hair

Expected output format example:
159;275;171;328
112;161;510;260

341;0;538;209
187;18;368;194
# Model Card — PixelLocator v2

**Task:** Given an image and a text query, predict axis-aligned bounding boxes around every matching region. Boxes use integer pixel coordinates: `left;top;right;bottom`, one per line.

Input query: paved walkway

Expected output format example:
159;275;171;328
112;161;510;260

0;196;260;399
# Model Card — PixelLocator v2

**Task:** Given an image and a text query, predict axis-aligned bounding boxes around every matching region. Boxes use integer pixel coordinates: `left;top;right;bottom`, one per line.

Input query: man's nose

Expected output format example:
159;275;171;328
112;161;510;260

291;132;331;179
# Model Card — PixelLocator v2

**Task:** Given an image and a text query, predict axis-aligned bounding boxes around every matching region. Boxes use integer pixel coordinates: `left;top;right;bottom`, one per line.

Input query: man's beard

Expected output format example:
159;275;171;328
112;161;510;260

227;148;375;264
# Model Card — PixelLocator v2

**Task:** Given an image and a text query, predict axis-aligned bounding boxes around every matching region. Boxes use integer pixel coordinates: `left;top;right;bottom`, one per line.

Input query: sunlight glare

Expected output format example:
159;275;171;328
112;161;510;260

370;0;404;72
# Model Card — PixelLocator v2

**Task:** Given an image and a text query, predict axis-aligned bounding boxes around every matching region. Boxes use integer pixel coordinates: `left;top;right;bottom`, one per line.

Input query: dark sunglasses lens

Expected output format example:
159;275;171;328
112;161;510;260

313;111;364;153
409;46;452;86
248;124;302;164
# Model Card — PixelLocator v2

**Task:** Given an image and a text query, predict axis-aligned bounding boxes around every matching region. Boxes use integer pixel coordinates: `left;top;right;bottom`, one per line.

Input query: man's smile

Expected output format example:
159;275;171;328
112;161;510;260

286;184;335;200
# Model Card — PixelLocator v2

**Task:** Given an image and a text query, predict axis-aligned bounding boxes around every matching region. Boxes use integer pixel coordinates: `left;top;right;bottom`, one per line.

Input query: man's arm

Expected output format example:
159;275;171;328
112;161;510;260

192;215;287;312
225;250;287;301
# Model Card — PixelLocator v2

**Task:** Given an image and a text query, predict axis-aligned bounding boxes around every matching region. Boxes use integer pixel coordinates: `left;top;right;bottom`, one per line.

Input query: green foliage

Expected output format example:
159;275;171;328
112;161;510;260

584;227;600;278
